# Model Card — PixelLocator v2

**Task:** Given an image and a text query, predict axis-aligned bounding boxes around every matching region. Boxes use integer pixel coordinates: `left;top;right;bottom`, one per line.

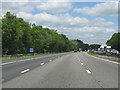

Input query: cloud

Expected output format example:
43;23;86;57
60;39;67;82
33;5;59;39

17;12;115;28
58;27;117;44
1;1;117;44
36;0;73;13
59;27;116;33
2;2;34;14
17;12;90;27
76;27;116;33
90;17;114;27
74;1;118;16
2;0;29;2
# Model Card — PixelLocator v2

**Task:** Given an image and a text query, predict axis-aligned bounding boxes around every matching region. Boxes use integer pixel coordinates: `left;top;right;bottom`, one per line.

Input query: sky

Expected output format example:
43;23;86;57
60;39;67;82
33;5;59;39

1;0;119;44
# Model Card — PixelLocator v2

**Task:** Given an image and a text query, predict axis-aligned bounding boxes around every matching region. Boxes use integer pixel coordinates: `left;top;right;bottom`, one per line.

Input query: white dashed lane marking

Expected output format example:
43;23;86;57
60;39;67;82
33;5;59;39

86;70;91;74
49;60;52;62
21;69;30;74
40;63;44;66
78;60;80;62
81;63;83;65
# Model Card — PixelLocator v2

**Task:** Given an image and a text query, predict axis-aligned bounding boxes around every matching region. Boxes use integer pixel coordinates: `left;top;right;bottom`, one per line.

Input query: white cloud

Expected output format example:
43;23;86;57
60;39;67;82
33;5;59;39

91;17;114;26
60;27;116;33
17;12;33;20
36;0;73;13
2;2;34;14
2;0;28;2
1;1;117;44
17;12;115;28
74;1;118;16
77;27;116;33
58;27;117;44
106;28;117;32
17;12;89;27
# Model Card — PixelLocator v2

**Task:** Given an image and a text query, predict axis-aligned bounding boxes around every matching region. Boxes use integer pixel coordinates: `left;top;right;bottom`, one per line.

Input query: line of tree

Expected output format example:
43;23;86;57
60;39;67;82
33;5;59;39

106;32;120;52
2;12;76;54
2;12;102;55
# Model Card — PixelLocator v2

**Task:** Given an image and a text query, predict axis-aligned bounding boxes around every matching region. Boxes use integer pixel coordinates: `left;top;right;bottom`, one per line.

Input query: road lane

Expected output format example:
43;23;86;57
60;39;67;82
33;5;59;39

2;53;67;82
2;52;118;88
78;52;118;88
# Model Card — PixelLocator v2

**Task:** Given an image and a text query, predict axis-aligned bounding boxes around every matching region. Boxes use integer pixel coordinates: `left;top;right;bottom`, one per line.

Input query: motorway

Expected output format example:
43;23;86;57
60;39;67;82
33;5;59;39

2;52;119;88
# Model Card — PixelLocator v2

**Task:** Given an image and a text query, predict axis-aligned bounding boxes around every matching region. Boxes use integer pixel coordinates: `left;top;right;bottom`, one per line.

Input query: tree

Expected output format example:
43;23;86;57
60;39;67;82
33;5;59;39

2;12;90;55
2;12;32;54
89;44;101;50
106;33;120;52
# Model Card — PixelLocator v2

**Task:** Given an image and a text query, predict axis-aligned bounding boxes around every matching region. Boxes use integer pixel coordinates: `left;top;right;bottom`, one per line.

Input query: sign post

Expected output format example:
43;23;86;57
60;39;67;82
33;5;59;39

30;48;34;55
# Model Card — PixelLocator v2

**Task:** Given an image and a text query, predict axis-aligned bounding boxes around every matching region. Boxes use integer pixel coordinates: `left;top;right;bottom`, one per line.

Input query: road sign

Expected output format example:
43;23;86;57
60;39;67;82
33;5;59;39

30;48;34;52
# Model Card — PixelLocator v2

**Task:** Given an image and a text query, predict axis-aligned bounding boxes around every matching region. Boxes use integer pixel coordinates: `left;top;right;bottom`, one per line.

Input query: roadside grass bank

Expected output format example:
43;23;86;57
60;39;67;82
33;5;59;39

87;51;98;55
87;51;120;63
1;52;66;61
112;59;120;62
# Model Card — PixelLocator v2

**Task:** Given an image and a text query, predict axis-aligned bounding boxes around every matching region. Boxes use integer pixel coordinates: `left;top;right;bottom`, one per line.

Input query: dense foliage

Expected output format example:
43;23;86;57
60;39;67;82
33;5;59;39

89;44;101;50
73;39;89;51
3;12;101;55
106;33;120;52
2;12;78;54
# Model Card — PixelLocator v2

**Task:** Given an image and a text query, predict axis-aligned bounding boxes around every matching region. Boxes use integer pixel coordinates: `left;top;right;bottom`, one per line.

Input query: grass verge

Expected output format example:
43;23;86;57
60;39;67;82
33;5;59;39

87;51;98;55
88;51;120;63
112;59;120;62
1;53;64;61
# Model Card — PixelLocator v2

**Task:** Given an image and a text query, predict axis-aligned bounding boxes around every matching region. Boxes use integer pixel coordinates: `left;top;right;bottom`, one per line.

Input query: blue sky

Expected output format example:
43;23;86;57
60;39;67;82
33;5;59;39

2;0;119;44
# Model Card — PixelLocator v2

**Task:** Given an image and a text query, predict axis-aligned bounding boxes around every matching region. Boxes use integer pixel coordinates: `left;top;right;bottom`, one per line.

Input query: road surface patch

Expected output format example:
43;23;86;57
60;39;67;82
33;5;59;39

2;79;4;82
21;69;30;74
86;70;91;74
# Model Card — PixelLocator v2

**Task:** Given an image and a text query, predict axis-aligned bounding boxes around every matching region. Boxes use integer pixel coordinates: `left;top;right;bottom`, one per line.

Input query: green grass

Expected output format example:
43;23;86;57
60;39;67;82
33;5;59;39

1;53;64;61
87;51;98;55
88;52;120;63
112;59;120;62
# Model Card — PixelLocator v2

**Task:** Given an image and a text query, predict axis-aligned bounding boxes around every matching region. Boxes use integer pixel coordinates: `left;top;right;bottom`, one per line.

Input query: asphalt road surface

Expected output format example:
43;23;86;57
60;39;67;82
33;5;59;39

2;52;119;88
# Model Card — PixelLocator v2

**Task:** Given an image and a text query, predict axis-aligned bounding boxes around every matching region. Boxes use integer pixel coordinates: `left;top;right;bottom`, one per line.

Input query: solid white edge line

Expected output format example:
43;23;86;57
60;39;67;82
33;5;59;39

1;59;32;66
21;69;30;74
1;61;17;65
1;57;41;66
86;70;91;74
1;54;61;66
86;52;119;64
40;63;44;65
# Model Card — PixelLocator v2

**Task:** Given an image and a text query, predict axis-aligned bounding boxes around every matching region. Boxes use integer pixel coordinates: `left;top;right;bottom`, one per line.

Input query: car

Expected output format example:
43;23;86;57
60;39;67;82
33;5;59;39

110;49;119;54
98;50;106;55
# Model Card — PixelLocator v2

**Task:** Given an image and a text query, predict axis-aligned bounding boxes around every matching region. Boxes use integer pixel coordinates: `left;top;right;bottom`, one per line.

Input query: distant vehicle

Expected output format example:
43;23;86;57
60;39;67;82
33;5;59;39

98;50;106;55
110;49;119;54
74;50;77;52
